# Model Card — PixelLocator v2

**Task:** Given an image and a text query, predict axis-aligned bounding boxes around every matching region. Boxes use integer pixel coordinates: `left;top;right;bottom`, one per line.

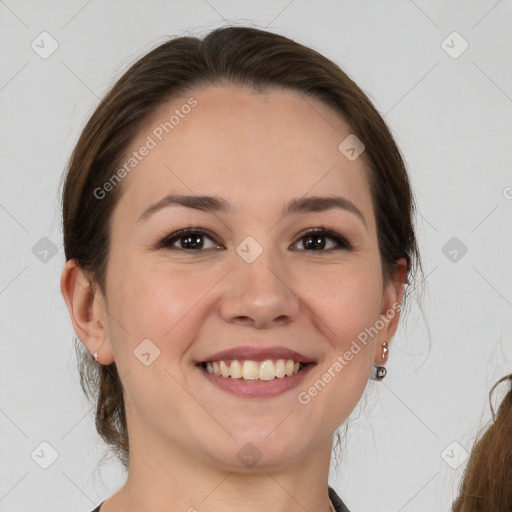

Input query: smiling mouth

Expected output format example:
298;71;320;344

199;359;310;380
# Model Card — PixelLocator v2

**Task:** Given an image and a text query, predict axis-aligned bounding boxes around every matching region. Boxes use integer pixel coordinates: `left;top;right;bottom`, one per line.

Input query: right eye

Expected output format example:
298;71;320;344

158;228;223;252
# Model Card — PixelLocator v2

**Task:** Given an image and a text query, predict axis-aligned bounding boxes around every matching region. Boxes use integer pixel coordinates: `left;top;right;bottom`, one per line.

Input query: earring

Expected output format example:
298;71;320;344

93;352;98;362
370;341;388;381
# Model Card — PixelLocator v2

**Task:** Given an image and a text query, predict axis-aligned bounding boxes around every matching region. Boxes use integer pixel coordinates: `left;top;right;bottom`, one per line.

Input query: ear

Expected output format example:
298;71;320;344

60;259;115;365
374;257;408;363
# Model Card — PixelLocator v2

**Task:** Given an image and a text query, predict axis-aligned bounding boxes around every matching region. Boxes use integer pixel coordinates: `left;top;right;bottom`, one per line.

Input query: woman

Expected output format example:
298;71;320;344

452;373;512;511
60;26;421;512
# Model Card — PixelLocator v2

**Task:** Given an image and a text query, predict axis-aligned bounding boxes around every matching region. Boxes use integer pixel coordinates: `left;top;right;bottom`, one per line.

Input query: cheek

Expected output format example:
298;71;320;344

307;262;383;345
106;260;205;362
302;267;382;418
103;264;205;421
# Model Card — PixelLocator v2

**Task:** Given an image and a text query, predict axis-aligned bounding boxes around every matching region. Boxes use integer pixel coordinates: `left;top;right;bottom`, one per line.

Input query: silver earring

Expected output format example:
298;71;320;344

370;341;388;381
93;352;98;362
370;364;387;380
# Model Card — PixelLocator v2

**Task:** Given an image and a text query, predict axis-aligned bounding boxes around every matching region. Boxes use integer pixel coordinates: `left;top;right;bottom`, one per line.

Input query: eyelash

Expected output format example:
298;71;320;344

156;227;353;253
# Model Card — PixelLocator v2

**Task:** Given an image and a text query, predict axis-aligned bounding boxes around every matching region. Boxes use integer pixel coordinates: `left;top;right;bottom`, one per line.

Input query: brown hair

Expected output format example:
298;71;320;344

452;374;512;511
60;25;422;471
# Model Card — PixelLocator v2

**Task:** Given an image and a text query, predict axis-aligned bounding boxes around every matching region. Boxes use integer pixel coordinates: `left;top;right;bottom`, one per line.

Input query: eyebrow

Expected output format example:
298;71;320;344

137;194;367;229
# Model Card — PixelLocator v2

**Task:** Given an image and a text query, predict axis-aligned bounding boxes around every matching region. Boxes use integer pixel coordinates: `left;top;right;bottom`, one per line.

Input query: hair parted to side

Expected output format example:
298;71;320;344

452;374;512;511
60;25;423;471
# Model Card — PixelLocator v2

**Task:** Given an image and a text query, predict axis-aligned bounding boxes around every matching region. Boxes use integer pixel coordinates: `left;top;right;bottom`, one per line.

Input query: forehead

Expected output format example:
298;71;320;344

111;84;375;230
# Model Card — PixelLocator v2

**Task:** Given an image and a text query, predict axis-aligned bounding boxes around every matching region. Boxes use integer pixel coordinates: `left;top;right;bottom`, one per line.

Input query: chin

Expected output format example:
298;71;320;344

204;430;309;471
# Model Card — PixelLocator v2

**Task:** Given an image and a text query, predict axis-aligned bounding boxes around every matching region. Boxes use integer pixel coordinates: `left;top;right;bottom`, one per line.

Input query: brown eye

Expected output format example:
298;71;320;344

156;227;352;253
159;229;222;251
293;228;352;252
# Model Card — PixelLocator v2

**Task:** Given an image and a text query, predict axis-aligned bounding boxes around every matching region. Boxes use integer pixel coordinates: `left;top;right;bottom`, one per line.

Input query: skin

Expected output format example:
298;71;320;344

61;84;406;512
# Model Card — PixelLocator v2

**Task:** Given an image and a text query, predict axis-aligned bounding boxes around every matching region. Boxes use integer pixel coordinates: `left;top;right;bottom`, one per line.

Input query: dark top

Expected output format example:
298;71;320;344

90;485;351;512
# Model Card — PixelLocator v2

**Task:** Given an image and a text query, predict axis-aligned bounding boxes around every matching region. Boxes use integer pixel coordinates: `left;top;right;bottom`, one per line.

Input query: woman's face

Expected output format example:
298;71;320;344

91;84;404;471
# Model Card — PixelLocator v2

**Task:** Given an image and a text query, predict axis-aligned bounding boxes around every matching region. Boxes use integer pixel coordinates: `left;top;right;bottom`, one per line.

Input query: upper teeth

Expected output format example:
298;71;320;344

204;359;303;380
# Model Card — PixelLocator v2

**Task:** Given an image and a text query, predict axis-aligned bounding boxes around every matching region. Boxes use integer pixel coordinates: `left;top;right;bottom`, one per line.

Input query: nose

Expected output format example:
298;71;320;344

219;244;301;329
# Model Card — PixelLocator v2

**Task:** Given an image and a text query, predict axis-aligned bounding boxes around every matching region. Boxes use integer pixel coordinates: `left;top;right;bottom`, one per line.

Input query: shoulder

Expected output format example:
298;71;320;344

329;485;352;512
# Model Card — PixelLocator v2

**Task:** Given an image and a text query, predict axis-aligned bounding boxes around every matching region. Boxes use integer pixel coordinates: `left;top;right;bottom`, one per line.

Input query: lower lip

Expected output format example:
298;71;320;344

198;363;315;398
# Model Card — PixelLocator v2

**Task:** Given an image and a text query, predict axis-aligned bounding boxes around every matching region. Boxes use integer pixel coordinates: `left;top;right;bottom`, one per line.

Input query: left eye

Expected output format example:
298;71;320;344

157;227;352;252
292;228;352;251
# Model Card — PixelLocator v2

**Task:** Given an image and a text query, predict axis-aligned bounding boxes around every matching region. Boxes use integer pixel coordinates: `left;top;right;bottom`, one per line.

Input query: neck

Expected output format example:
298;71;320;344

101;421;336;512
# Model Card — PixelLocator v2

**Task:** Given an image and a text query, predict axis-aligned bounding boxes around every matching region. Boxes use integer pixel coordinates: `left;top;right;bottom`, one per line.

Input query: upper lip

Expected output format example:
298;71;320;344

198;345;316;364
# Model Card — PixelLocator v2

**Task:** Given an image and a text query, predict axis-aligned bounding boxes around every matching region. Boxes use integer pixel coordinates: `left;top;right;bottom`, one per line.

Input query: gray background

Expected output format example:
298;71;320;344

1;1;511;511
